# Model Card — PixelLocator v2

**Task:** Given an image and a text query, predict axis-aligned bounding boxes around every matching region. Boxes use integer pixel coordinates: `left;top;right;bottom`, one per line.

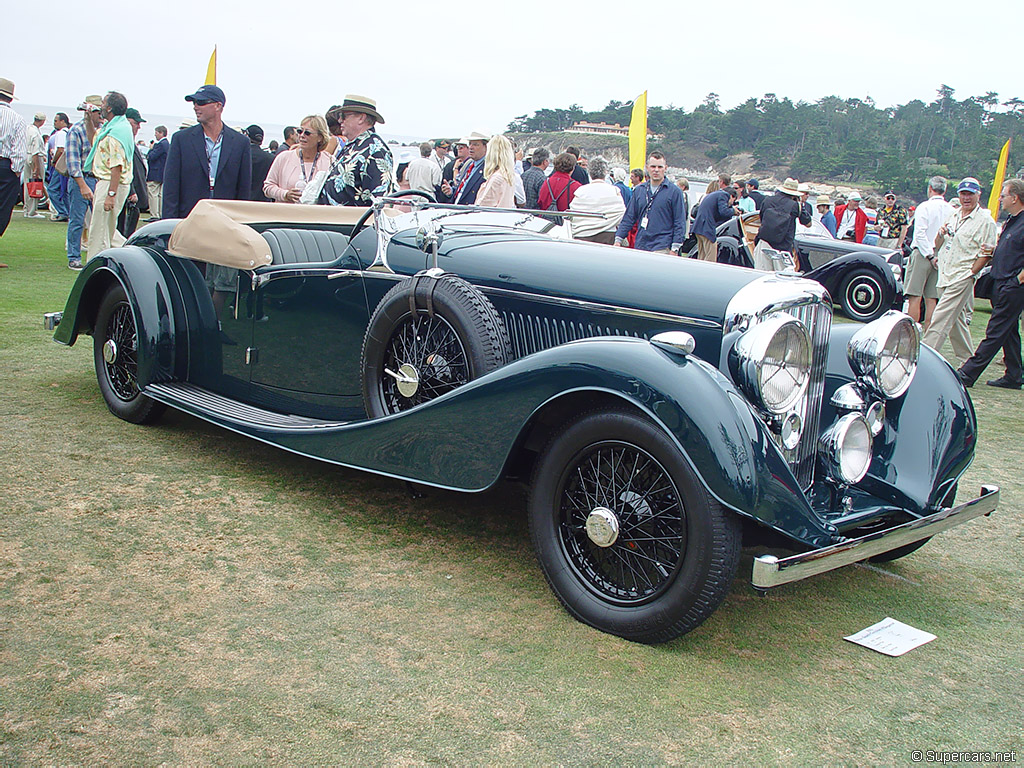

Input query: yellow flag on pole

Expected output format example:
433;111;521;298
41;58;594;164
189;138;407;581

989;138;1011;220
628;92;647;185
204;46;217;86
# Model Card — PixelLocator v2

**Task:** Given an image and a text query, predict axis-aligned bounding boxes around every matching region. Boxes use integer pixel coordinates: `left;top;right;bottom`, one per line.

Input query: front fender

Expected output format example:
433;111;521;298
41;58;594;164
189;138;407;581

821;323;977;514
54;246;180;387
277;337;833;547
806;251;897;301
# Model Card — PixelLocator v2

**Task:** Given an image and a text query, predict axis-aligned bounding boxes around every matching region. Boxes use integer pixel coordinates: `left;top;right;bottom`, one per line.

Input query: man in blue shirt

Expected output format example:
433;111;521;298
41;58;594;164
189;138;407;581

692;179;740;261
614;152;687;254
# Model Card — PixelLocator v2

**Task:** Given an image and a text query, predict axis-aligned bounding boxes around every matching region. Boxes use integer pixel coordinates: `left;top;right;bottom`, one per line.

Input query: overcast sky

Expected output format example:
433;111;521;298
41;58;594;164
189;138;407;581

5;0;1017;142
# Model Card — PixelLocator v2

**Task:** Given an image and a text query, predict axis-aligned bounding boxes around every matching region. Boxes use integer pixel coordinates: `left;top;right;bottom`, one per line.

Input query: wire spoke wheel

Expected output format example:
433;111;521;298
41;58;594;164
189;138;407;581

93;285;164;424
380;312;471;413
104;303;140;401
559;441;685;603
529;409;741;643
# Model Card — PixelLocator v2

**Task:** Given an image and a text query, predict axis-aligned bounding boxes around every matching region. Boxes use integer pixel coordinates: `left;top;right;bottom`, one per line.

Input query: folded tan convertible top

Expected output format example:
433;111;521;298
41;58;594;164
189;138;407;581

166;200;385;269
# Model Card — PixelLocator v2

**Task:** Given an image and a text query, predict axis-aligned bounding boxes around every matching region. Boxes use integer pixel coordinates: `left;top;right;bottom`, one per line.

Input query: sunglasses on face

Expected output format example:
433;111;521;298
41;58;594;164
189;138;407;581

297;129;314;136
885;195;895;201
192;99;215;107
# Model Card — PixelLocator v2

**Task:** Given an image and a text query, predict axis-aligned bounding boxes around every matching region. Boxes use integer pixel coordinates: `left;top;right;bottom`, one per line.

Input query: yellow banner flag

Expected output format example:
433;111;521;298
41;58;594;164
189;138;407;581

628;92;647;185
205;46;217;86
989;138;1011;219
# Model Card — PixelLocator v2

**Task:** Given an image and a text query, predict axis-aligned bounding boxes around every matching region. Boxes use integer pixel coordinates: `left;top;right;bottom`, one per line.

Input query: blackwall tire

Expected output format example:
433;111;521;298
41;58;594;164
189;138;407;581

93;285;165;424
361;274;511;417
528;409;741;643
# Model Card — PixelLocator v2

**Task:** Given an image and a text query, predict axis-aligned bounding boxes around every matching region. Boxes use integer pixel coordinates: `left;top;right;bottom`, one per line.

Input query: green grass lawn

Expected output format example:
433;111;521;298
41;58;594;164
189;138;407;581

1;215;1021;764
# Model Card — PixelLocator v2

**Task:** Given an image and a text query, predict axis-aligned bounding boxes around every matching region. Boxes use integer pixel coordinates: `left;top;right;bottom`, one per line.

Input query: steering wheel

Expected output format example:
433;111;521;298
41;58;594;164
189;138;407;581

349;188;437;239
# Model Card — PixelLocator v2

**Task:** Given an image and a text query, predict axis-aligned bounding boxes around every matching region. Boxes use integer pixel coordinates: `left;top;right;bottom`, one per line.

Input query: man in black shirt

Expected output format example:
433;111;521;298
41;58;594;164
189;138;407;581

957;178;1024;389
245;125;273;202
753;178;811;270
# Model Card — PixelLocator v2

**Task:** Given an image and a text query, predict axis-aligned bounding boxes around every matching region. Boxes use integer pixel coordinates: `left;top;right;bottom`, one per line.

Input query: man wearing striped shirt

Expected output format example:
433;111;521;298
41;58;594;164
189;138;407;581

65;95;102;269
0;77;27;244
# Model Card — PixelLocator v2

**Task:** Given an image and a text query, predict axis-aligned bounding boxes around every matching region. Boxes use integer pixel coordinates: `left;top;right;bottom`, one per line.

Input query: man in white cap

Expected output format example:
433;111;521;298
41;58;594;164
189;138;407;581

834;191;868;243
22;112;47;218
0;77;27;245
442;131;488;206
320;95;394;206
922;177;996;366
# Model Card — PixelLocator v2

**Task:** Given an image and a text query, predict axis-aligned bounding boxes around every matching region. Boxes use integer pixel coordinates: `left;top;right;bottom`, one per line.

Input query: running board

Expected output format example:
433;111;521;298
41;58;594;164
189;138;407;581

144;382;351;430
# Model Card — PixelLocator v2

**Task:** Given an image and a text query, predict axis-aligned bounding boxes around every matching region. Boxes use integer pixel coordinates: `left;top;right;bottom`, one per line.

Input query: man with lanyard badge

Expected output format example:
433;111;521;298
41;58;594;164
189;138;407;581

614;152;687;254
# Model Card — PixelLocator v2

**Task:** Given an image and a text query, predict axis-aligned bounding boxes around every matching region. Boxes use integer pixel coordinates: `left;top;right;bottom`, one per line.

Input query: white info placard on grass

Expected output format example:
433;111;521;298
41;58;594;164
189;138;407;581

844;617;937;656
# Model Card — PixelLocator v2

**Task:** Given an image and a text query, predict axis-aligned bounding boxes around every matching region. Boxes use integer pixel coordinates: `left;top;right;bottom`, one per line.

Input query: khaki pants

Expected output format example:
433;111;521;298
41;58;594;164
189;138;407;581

696;234;717;262
85;179;129;262
922;276;975;364
146;181;162;218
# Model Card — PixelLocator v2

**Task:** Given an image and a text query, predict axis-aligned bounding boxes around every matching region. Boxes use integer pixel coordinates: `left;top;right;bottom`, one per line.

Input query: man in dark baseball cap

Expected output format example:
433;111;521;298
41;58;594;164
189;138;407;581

162;83;251;219
184;84;226;105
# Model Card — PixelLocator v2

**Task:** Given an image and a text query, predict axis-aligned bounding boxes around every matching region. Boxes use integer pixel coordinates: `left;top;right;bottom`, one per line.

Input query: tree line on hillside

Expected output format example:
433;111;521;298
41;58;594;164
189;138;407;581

508;86;1023;199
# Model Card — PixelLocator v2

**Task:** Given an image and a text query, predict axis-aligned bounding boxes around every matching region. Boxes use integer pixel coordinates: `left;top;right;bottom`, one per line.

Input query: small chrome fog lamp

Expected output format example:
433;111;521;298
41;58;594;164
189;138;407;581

819;413;873;485
779;411;803;450
865;400;886;437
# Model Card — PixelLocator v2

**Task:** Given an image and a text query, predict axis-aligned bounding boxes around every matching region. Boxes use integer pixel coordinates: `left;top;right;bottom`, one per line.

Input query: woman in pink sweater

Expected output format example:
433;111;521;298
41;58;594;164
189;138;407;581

264;115;332;203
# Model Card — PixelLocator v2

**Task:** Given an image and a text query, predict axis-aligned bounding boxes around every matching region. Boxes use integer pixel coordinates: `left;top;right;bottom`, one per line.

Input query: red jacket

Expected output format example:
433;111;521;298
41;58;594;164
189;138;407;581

537;171;580;212
834;204;868;243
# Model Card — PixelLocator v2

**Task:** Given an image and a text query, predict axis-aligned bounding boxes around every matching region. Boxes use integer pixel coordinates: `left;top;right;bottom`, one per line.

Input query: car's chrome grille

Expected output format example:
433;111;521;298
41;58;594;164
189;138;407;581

501;312;645;359
766;300;832;488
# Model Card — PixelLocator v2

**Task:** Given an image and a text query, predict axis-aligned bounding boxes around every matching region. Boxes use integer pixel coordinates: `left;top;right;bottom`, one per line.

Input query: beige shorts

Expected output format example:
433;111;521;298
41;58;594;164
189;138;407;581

904;247;939;299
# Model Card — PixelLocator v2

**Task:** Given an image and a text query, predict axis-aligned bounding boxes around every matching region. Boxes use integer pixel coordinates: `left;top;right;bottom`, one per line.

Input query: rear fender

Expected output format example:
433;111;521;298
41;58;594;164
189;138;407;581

54;247;179;387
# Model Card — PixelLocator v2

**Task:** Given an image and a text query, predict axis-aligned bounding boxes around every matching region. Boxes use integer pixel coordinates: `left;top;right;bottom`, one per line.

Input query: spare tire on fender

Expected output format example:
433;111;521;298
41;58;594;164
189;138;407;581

361;273;512;417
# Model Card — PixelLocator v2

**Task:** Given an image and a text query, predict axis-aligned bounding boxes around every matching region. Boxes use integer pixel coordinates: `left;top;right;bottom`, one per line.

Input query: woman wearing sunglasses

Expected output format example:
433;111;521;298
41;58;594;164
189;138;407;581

263;115;331;203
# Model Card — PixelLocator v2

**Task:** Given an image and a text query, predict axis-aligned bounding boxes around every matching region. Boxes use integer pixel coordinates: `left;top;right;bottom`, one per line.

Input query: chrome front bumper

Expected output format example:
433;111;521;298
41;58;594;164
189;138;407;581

751;484;999;589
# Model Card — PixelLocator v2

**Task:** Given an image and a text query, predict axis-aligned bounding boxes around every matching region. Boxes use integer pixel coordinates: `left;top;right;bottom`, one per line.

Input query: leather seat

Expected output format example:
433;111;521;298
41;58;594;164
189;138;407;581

262;229;351;265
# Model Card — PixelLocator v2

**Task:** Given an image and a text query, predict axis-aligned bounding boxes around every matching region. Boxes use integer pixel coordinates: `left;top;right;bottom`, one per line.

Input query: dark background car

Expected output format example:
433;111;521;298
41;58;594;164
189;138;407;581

684;212;904;322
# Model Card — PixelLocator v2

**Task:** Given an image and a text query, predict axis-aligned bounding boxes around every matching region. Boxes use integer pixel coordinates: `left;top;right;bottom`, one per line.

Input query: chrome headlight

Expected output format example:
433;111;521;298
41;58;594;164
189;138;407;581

847;311;920;399
819;413;872;484
730;314;812;414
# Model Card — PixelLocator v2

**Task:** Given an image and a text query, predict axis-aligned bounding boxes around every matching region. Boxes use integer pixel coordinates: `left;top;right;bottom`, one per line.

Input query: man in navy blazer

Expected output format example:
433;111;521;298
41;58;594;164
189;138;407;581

162;85;251;220
443;132;487;205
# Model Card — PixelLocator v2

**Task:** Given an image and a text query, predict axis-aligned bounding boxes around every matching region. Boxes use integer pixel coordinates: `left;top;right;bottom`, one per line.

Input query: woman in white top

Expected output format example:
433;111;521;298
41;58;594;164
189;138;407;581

263;115;332;203
476;134;515;209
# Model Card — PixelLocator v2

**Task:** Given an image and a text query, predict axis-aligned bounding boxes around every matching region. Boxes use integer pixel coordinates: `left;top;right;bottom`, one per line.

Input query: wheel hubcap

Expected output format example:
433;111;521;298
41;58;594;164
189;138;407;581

585;507;620;547
103;339;118;364
396;363;419;398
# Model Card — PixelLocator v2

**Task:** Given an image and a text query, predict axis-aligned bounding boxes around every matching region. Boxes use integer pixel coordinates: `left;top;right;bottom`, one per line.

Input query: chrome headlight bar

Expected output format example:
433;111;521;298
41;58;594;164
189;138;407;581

730;313;812;415
848;311;920;399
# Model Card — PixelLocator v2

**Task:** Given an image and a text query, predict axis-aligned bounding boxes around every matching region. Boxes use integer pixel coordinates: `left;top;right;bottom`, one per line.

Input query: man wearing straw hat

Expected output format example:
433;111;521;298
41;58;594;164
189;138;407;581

753;177;811;271
0;77;27;243
320;95;394;206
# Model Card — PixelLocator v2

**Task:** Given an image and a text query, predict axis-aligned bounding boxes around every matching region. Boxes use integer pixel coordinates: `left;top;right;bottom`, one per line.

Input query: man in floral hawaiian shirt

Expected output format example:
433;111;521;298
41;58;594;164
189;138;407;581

319;95;394;207
876;191;909;250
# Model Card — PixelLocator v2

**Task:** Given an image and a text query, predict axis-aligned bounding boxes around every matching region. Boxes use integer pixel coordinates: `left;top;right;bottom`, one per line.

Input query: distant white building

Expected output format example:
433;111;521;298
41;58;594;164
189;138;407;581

563;121;661;140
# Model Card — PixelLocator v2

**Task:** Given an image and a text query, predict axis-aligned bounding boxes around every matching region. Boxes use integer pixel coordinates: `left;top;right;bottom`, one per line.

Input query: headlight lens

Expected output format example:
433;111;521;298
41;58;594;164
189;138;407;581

731;314;812;414
848;311;920;399
820;413;872;485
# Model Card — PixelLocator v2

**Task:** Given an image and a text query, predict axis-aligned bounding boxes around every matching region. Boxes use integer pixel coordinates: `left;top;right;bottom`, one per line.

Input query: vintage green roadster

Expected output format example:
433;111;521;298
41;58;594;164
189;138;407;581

49;196;998;643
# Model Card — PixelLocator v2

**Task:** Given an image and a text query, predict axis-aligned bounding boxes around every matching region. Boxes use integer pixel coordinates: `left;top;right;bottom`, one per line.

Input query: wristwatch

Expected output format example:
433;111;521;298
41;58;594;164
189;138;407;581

107;190;117;197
